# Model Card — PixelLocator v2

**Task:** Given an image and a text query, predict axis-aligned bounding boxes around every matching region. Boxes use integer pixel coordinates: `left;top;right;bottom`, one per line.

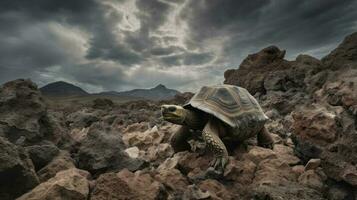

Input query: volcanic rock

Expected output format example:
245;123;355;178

0;136;39;200
25;142;60;171
0;79;56;145
17;168;90;200
37;151;76;182
75;123;143;175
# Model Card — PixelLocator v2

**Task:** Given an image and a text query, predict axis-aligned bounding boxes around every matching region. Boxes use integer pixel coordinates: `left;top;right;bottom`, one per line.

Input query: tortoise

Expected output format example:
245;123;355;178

161;84;274;172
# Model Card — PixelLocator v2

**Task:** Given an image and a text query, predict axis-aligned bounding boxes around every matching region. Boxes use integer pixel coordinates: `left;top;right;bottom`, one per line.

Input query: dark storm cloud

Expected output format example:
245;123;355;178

0;0;357;92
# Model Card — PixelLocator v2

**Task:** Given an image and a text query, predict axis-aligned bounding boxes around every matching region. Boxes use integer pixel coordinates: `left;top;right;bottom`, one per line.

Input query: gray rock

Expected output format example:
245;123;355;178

75;123;143;175
25;142;60;171
0;136;39;200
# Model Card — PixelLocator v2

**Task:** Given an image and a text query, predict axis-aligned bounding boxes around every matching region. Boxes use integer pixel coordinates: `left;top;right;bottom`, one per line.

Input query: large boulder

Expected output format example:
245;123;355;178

75;123;143;175
0;79;63;145
25;142;60;171
17;168;90;200
37;151;76;182
0;136;39;200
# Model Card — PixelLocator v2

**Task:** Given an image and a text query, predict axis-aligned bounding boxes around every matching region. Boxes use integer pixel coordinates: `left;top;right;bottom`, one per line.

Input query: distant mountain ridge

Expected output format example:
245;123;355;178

40;81;180;100
40;81;89;96
96;84;180;100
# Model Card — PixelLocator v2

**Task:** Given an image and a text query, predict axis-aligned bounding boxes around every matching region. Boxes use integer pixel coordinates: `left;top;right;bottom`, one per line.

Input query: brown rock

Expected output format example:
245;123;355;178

91;172;139;200
298;170;324;191
17;168;90;200
244;146;277;165
224;157;256;185
182;185;211;200
273;144;300;165
155;168;189;194
292;104;339;145
37;151;75;182
305;158;321;171
117;169;165;199
198;179;233;200
292;165;305;177
253;158;296;185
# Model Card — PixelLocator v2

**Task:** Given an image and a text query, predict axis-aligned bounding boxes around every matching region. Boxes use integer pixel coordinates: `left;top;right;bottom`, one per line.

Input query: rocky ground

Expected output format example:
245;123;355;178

0;32;356;200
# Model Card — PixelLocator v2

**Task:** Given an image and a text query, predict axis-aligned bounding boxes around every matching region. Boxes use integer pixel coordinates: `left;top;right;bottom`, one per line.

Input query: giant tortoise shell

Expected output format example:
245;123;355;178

184;84;268;129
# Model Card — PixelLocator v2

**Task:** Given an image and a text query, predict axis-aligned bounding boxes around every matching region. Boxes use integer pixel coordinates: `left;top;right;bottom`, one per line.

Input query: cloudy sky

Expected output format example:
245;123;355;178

1;0;357;92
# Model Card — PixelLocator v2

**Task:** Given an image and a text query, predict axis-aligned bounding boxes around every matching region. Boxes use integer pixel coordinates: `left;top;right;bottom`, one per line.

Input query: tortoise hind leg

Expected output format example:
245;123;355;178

257;126;274;149
170;126;191;152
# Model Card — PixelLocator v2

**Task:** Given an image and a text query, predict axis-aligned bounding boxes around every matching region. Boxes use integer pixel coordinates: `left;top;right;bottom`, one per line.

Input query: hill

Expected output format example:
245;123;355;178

40;81;89;96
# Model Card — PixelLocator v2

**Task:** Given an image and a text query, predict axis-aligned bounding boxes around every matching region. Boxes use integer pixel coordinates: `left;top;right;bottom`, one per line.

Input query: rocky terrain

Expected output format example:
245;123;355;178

0;32;356;200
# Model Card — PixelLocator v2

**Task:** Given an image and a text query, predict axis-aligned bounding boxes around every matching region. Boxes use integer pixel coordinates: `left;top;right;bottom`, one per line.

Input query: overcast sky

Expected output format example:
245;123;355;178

1;0;357;92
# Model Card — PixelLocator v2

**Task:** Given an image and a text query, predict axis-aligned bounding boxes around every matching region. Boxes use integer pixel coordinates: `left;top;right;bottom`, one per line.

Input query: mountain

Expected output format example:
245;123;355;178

40;81;89;96
96;84;180;100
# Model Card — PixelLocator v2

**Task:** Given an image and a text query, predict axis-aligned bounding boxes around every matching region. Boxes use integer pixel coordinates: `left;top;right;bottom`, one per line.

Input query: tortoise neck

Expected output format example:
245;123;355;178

183;109;207;130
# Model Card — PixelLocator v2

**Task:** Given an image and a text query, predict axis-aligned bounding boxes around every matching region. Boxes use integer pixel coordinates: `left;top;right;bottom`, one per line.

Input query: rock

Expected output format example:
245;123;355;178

0;136;39;200
292;104;339;145
224;157;256;185
322;32;357;69
154;168;189;195
69;127;89;144
198;179;233;200
298;170;324;191
273;144;301;165
91;172;139;200
37;151;75;182
252;182;325;200
66;110;99;129
76;123;143;175
25;142;60;171
305;158;321;171
123;125;164;148
253;158;296;186
117;169;166;199
92;98;114;109
125;146;140;159
0;79;56;145
143;143;174;162
17;168;90;200
243;146;277;165
182;185;211;200
292;165;305;177
326;184;351;200
321;152;357;187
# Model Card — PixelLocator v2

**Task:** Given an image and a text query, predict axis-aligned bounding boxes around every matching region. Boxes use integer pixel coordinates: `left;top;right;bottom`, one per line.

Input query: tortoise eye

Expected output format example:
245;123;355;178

168;107;176;112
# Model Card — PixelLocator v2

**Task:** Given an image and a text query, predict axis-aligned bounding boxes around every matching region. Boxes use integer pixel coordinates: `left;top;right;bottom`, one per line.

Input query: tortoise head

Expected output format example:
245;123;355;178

161;105;186;125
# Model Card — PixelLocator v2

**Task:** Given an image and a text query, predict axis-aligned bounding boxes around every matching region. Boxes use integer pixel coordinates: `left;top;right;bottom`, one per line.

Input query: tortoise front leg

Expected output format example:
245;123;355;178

202;119;229;172
170;125;191;152
257;126;274;149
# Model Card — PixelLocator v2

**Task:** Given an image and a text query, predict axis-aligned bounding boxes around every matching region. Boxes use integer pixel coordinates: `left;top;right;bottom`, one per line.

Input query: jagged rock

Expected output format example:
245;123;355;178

322;32;357;69
252;182;325;200
91;172;139;200
75;123;143;175
321;152;357;187
143;143;174;163
17;168;90;200
273;144;300;165
243;146;277;165
292;104;339;145
25;142;60;171
305;158;321;171
123;125;164;148
182;185;211;200
154;168;189;196
92;98;114;109
117;169;166;199
66;110;100;129
69;127;89;144
0;79;56;145
37;151;75;182
223;157;256;185
198;179;233;200
125;146;140;159
0;136;39;200
298;170;324;191
292;165;305;177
